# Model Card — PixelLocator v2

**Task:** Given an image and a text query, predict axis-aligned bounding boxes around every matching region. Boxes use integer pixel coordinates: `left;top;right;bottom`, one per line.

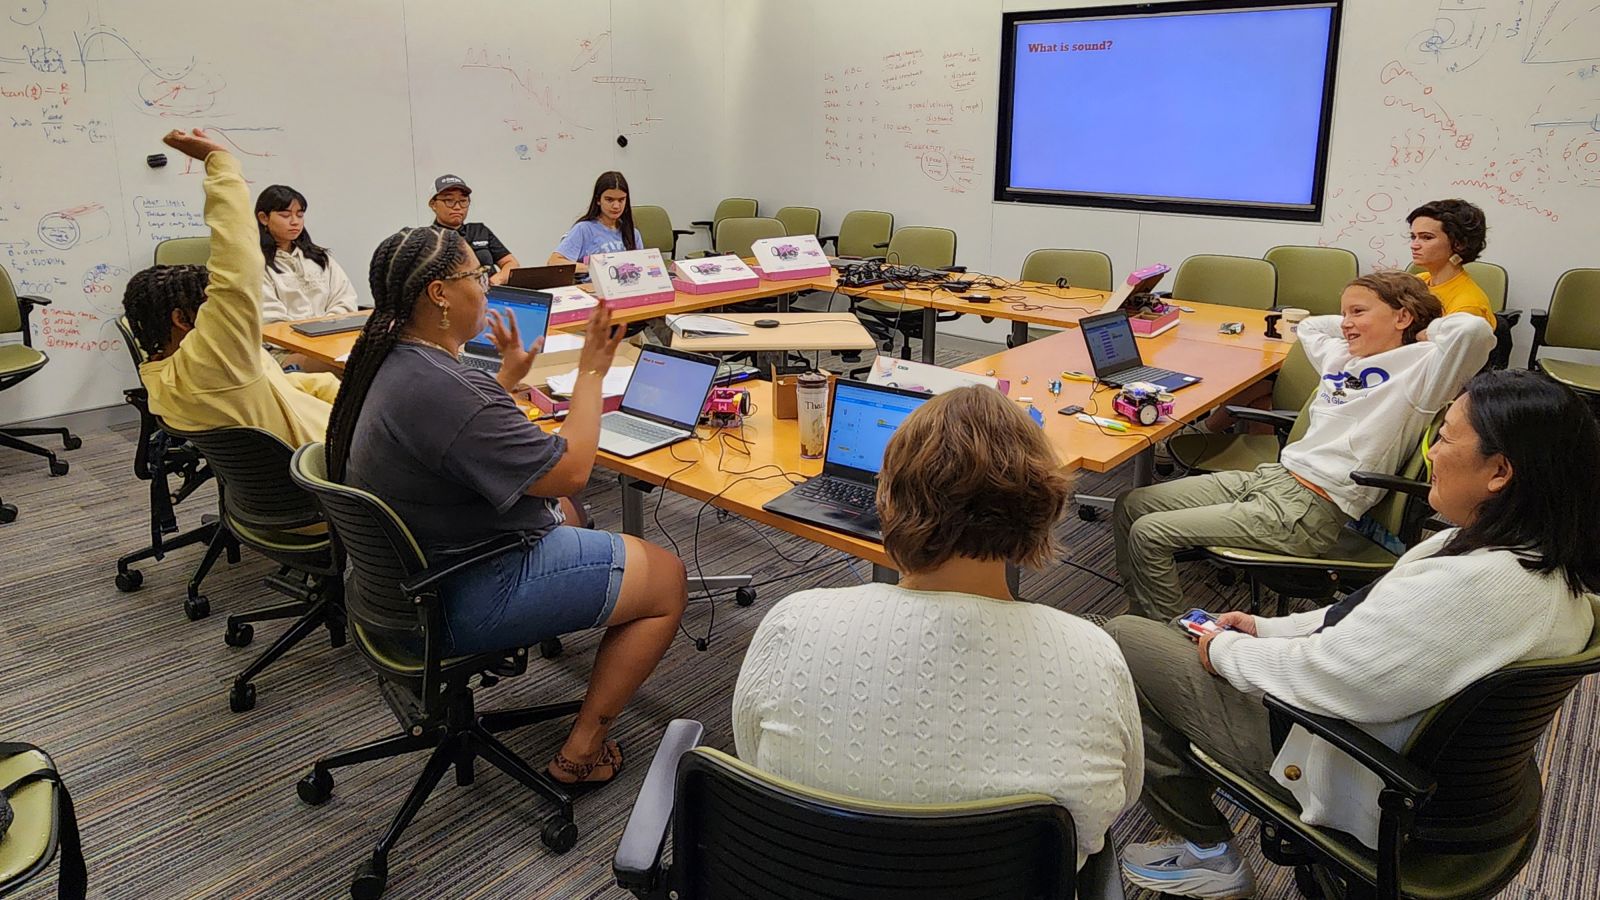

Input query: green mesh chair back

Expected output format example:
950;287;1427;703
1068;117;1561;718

884;226;956;270
633;205;676;257
774;206;821;238
291;443;428;636
172;426;326;538
835;210;893;258
1021;249;1113;292
1275;341;1320;428
667;748;1079;899
1173;254;1277;310
0;265;23;336
1402;597;1600;854
1264;246;1358;316
709;198;758;243
714;217;787;259
1545;268;1600;352
154;236;210;267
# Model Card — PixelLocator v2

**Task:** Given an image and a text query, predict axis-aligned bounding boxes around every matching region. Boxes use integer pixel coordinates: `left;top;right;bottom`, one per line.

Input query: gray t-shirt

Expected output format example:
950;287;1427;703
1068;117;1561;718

348;343;567;554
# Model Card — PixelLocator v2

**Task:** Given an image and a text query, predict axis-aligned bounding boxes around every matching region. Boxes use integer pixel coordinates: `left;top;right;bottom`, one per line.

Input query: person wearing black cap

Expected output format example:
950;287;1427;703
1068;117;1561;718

428;174;519;285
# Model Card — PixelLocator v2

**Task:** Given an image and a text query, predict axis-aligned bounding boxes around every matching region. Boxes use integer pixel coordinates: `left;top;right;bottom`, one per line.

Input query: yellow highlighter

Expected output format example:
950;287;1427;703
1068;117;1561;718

1061;370;1095;383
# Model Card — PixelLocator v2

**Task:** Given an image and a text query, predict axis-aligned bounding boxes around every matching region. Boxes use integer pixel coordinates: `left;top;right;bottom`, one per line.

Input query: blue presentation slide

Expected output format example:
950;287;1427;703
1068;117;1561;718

826;385;929;474
1007;6;1334;206
623;351;715;425
474;291;550;351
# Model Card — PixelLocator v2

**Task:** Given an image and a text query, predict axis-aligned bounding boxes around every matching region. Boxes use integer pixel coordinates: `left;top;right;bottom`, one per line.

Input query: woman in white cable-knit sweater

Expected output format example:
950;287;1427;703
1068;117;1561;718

732;386;1144;871
1109;369;1600;900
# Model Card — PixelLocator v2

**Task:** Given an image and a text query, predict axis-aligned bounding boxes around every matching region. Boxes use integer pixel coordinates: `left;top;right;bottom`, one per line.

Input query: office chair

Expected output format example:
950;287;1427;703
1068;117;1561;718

1408;261;1520;369
0;265;80;478
153;236;209;267
850;225;959;369
820;210;893;258
774;206;822;239
1172;254;1278;310
290;444;589;900
1016;248;1115;345
614;719;1123;900
0;743;87;899
1165;340;1320;475
111;317;228;602
1190;597;1600;899
1529;268;1600;400
169;425;345;713
690;198;758;249
1264;245;1359;316
1201;413;1441;615
632;205;693;260
699;216;786;260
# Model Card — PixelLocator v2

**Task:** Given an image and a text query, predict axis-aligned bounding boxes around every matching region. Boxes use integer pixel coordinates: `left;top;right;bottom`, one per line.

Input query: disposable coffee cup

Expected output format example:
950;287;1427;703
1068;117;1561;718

797;372;828;459
1282;307;1310;339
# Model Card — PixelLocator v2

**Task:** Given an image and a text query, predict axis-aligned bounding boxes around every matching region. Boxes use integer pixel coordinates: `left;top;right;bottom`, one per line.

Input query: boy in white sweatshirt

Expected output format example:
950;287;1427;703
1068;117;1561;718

1114;270;1495;621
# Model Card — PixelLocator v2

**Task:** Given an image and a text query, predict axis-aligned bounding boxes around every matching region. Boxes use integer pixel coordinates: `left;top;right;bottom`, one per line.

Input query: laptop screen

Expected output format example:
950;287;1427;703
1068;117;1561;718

1081;312;1142;375
468;287;551;355
621;347;719;427
825;381;931;475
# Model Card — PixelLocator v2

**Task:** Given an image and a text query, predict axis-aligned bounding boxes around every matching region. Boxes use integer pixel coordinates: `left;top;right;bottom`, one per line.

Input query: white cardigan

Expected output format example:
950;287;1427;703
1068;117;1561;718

260;247;360;323
732;584;1144;870
1207;530;1595;848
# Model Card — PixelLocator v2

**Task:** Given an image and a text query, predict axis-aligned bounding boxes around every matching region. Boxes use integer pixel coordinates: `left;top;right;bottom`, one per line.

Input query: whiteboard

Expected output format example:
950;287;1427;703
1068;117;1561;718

730;0;1600;348
0;0;727;425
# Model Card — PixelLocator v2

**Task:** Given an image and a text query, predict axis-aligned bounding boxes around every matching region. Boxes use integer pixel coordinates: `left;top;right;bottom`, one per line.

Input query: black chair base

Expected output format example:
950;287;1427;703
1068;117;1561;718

226;573;346;713
115;515;224;595
298;687;586;900
0;426;79;476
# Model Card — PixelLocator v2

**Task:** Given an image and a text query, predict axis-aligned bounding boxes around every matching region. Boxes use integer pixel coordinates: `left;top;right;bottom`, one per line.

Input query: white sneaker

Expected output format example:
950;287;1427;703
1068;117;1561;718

1121;837;1257;899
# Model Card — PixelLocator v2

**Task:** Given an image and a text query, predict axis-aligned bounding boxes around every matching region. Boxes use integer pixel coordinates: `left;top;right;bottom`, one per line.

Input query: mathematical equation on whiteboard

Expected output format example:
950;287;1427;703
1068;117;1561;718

820;48;983;194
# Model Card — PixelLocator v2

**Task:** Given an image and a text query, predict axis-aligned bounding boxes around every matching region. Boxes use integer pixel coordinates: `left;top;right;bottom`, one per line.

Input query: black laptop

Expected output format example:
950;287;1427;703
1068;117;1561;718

290;311;370;336
762;380;933;542
506;264;577;290
1079;311;1202;392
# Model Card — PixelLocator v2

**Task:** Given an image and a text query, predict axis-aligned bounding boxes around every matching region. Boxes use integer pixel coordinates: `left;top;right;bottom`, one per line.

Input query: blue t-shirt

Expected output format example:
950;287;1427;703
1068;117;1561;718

554;219;645;262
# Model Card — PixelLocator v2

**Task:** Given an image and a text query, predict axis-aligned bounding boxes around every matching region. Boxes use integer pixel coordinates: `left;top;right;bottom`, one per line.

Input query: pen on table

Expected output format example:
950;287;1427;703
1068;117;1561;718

1077;413;1129;432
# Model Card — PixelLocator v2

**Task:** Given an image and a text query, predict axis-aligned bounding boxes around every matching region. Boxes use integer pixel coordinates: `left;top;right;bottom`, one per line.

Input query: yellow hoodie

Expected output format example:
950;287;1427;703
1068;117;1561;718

138;152;339;447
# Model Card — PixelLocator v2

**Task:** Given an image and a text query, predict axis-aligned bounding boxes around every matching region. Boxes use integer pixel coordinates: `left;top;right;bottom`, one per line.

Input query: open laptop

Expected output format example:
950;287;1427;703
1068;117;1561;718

762;380;933;542
462;286;552;373
597;345;720;458
506;264;577;290
1079;311;1202;392
290;311;369;337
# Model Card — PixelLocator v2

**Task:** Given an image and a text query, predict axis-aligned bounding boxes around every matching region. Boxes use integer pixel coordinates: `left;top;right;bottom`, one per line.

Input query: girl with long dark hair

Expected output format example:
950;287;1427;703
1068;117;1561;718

548;171;643;274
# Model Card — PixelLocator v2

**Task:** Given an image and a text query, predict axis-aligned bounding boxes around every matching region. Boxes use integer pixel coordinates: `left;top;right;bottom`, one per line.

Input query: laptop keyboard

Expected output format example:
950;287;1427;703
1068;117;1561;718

605;414;681;444
1109;365;1180;385
462;355;498;373
795;477;877;511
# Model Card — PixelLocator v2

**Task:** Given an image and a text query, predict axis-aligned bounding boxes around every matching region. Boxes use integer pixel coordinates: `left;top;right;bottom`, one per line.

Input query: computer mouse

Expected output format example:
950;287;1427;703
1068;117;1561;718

753;319;780;329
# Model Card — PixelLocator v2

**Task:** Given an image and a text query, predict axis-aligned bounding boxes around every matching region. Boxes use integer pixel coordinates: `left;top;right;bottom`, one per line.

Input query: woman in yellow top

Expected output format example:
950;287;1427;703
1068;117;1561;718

1406;199;1497;327
122;129;338;448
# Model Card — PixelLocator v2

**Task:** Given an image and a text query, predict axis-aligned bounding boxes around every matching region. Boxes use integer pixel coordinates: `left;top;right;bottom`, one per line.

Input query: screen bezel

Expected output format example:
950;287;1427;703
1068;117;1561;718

821;379;936;481
617;344;721;429
466;286;553;356
994;0;1344;222
1078;311;1146;377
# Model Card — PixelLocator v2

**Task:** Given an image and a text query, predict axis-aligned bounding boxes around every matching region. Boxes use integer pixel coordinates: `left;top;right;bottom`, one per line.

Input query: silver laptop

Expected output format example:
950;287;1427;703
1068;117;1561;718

462;286;552;373
597;345;720;458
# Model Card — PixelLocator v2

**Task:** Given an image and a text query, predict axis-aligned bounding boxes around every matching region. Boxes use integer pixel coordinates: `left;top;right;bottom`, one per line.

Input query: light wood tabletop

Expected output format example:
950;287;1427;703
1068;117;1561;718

668;313;874;352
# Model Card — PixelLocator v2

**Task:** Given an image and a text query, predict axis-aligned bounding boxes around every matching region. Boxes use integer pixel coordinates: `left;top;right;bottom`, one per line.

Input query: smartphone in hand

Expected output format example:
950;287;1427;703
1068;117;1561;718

1174;608;1229;641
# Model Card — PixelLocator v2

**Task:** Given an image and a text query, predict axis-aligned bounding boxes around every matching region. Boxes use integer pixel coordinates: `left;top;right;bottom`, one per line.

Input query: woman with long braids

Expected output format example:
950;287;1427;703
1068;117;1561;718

123;129;339;446
325;226;687;787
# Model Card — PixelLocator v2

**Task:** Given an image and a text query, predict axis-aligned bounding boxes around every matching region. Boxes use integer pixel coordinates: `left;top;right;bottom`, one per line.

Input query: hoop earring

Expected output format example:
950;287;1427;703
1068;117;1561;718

1448;253;1463;266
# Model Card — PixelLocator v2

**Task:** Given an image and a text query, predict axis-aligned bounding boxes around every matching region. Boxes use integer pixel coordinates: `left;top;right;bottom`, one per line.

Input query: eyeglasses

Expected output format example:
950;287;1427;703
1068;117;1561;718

435;196;470;209
440;265;490;290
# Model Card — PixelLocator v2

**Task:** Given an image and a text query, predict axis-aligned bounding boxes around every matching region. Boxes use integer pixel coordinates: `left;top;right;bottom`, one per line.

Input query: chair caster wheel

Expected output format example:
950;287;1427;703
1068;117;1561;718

48;459;69;477
185;594;211;621
228;681;256;713
350;858;387;900
327;625;347;649
1294;864;1326;899
1077;505;1101;522
225;621;254;647
735;587;757;607
0;503;14;524
115;570;144;592
1155;462;1175;476
298;768;334;805
63;435;82;451
1216;568;1239;587
541;815;578;853
538;637;563;659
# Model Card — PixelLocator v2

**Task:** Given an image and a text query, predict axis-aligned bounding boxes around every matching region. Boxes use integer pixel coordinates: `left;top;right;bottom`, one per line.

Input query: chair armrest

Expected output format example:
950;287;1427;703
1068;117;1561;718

1529;307;1548;328
16;294;50;345
872;241;889;249
614;719;706;897
1263;694;1436;799
401;533;532;594
1226;407;1298;431
1528;307;1550;370
1349;470;1431;500
819;234;838;253
1498;309;1523;327
690;220;712;229
671;229;694;238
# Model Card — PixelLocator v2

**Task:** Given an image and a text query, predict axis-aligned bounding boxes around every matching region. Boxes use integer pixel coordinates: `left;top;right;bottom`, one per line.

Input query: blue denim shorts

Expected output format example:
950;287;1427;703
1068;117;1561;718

439;526;626;657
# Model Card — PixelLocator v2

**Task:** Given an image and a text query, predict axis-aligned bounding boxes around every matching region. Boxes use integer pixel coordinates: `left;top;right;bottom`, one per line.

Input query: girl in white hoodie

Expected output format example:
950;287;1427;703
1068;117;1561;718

1114;270;1495;622
1109;369;1600;899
